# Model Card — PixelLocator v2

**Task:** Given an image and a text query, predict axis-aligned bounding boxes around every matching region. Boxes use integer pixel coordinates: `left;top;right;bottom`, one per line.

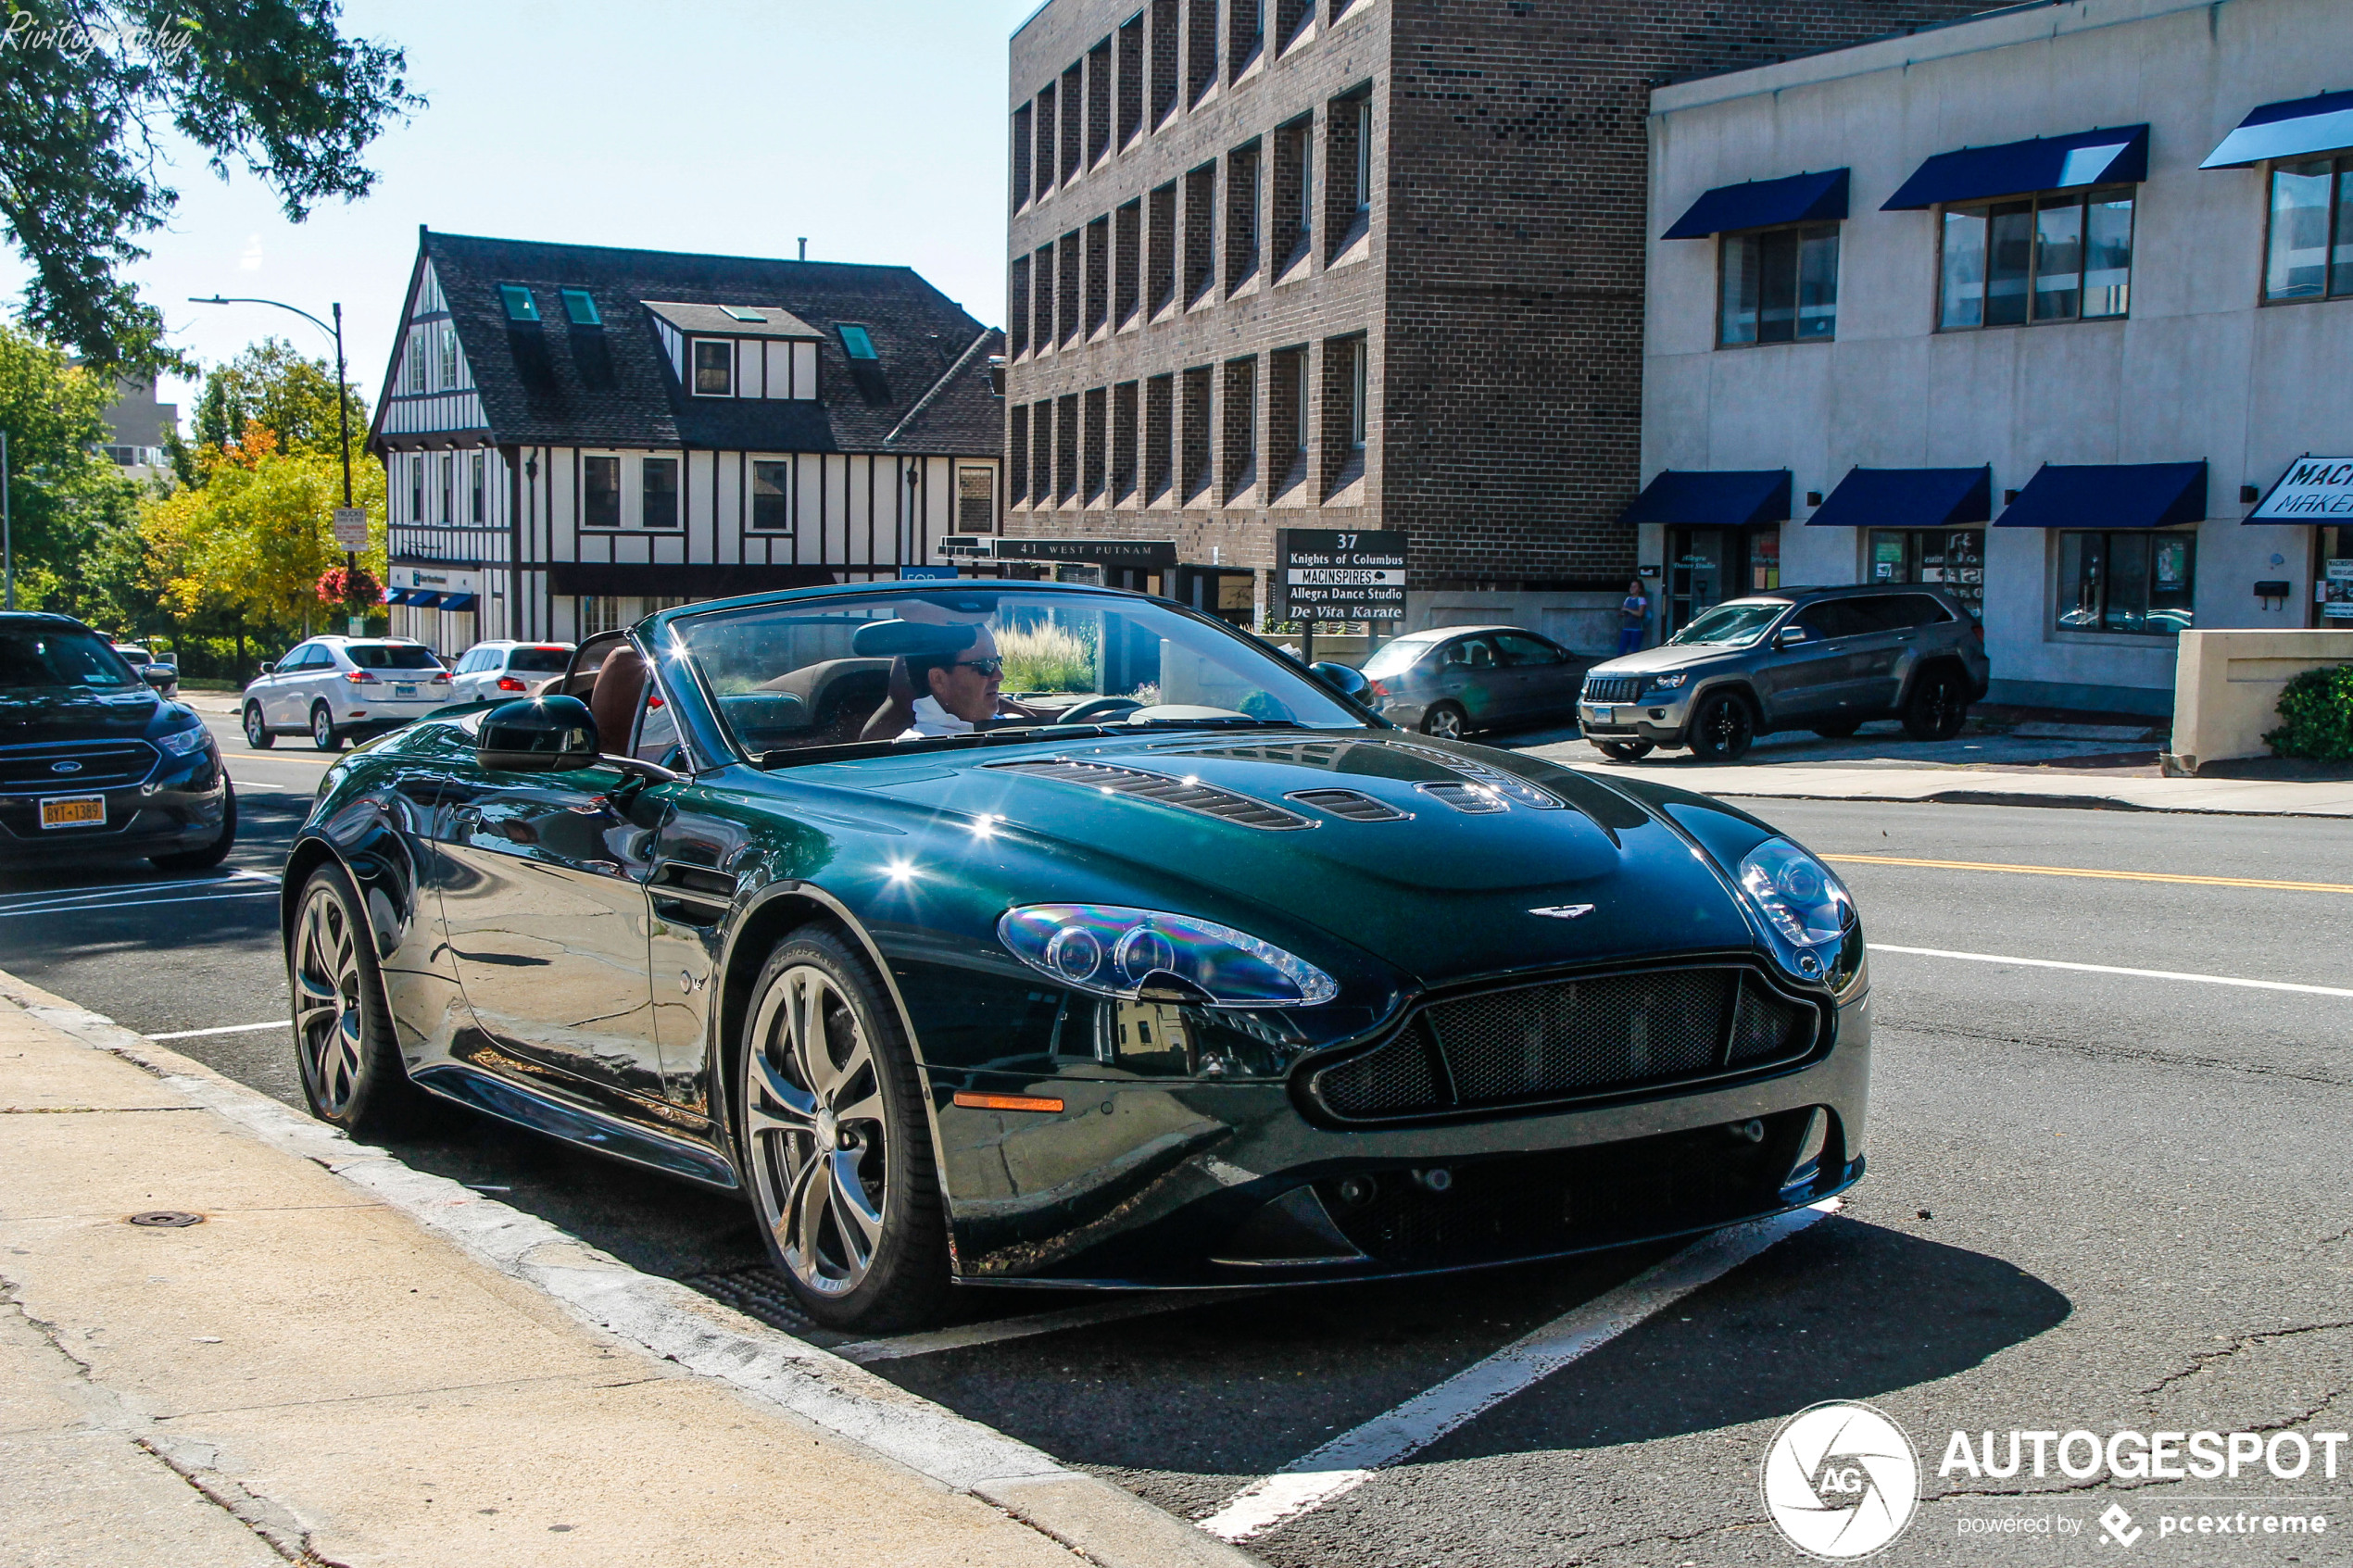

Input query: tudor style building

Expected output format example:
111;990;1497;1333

368;230;1004;654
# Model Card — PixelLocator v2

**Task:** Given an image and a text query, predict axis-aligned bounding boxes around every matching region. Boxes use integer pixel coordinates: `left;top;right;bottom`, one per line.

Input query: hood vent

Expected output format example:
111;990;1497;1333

1417;782;1506;815
1286;787;1410;822
1382;740;1565;811
985;759;1315;831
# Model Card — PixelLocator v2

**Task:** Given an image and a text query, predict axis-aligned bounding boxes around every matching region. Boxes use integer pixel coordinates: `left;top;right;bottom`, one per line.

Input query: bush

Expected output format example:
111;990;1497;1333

999;621;1096;693
2264;666;2353;760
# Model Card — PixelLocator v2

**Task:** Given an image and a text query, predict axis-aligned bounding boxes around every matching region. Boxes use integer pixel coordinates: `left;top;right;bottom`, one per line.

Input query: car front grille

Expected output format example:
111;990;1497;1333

0;740;157;795
1307;965;1821;1123
1581;675;1642;704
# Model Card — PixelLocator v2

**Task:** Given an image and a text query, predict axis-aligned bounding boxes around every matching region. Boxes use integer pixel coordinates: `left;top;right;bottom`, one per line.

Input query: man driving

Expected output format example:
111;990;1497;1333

900;623;1009;738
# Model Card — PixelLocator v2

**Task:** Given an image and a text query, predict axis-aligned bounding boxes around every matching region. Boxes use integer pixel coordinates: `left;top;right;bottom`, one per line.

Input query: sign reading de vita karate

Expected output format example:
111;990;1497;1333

2253;458;2353;520
1275;529;1407;622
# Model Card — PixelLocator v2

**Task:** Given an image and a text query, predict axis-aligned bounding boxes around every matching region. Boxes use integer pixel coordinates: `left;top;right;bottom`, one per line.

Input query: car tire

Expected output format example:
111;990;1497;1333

1420;702;1467;740
310;703;343;752
289;859;430;1135
1901;667;1969;742
1811;721;1862;740
150;778;237;872
243;704;274;749
1594;739;1654;762
1687;691;1756;763
736;927;952;1334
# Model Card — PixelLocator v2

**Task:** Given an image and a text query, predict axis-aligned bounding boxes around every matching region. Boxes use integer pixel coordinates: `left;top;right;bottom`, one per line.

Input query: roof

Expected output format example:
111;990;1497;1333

374;231;1003;457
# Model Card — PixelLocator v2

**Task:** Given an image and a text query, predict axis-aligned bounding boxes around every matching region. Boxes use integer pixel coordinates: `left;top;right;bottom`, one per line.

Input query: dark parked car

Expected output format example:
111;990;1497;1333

0;612;234;869
1362;624;1583;738
281;582;1867;1332
1578;585;1990;763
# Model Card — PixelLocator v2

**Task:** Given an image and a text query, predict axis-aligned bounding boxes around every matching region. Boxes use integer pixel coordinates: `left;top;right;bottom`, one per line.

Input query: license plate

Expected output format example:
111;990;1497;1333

1592;706;1614;723
39;795;105;830
394;684;418;697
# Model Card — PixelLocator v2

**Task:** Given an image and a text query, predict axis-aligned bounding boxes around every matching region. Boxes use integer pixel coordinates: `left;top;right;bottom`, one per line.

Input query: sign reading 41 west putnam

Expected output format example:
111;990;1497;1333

1276;529;1407;623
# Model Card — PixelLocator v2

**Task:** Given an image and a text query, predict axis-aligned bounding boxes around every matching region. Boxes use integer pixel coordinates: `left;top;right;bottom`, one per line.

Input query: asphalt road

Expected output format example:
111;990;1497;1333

5;713;2349;1566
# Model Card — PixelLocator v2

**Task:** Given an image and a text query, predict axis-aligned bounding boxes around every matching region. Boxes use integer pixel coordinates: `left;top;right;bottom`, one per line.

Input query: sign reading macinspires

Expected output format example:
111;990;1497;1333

2253;458;2353;519
1276;529;1407;622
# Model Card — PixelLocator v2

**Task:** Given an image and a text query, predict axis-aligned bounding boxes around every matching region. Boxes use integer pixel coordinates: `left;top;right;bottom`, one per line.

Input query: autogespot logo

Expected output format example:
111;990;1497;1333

1763;1401;1921;1560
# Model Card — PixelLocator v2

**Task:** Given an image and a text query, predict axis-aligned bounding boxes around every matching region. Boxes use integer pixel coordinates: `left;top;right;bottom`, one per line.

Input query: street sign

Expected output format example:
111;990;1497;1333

332;508;369;550
1275;529;1406;622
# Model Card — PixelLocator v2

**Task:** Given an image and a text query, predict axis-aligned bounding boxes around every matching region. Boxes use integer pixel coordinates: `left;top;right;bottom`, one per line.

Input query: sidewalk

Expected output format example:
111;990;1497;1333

0;974;1252;1568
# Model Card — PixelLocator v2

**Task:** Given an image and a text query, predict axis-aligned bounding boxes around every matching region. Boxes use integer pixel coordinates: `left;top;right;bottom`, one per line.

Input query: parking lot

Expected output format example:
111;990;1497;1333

6;712;2351;1565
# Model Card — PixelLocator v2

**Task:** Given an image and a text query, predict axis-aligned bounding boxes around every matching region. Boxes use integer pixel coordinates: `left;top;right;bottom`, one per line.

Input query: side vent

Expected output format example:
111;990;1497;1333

985;759;1315;831
1286;788;1410;822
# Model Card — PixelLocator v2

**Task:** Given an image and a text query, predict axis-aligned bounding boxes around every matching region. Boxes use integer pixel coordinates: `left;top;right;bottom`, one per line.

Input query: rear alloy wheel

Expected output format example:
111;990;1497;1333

243;704;273;749
310;703;343;752
737;928;950;1333
1420;702;1467;740
290;861;428;1135
1687;691;1755;763
1595;739;1655;762
1902;667;1969;742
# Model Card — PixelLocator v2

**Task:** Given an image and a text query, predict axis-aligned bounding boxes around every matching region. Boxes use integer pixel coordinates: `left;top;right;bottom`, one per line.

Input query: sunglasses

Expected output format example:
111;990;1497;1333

952;656;1004;678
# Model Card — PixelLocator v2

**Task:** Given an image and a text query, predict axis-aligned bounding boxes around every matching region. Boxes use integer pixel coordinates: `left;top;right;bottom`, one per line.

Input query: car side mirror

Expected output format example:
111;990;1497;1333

1310;660;1371;700
139;666;176;691
478;696;599;771
1775;626;1809;647
258;661;275;676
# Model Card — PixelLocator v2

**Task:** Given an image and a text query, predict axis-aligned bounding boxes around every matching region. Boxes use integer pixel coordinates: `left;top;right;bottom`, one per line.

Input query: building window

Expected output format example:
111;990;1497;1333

1030;398;1053;502
1185;162;1216;304
1277;0;1315;49
440;453;452;521
579;596;626;637
1144;373;1175;501
1719;225;1839;345
1151;0;1179;127
584;456;621;528
643;457;679;529
1087;215;1111;336
2057;531;2195;636
2264;155;2353;302
752;459;793;531
1009;255;1031;357
1348;336;1367;447
498;283;539;322
1228;0;1263;79
1188;0;1218;106
1221;356;1257;502
1083;385;1108;501
1062;61;1084;183
1009;407;1030;506
405;331;426;395
560;288;600;326
471;452;484;522
437;332;459;388
1116;14;1143;146
1087;36;1112;166
409;454;423;521
1012;102;1034;209
1115;198;1142;328
1111;381;1139;502
957;464;995;533
839;323;879;361
692;340;733;395
1941;187;2133;330
1056;392;1080;503
1148;181;1177;315
1269;346;1308;494
1180;365;1212;501
1227;141;1262;290
1867;528;1984;617
1274;116;1312;272
1354;99;1372;212
1325;88;1374;261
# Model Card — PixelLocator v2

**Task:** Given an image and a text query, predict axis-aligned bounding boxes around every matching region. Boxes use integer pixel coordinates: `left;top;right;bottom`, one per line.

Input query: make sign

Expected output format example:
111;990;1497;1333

2252;458;2353;520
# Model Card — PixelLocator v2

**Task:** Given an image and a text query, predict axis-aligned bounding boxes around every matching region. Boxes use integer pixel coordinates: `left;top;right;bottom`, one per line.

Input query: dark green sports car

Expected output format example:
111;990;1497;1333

280;581;1868;1332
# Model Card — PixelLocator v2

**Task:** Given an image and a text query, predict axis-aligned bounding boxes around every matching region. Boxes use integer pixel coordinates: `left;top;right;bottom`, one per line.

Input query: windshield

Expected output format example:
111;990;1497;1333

346;643;443;670
505;647;572;673
1667;601;1788;648
0;628;139;691
672;588;1370;760
1361;637;1437;679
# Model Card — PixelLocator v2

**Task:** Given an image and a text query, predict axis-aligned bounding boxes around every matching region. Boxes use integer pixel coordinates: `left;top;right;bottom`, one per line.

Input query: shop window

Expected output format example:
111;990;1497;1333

1867;528;1984;617
2057;531;2194;636
1941;187;2133;329
2264;155;2353;302
584;456;621;528
1719;225;1839;345
2320;524;2353;621
752;460;793;532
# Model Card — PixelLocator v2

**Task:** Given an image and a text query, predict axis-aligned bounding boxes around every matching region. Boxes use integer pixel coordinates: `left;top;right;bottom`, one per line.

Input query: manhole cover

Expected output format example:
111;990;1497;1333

127;1210;205;1228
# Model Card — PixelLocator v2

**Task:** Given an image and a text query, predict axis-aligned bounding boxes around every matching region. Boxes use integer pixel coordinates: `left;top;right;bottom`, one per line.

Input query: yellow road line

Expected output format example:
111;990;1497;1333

1822;853;2353;897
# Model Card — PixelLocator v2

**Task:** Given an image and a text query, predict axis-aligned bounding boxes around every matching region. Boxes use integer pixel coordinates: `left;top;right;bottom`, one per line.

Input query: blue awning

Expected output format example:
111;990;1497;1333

1994;462;2208;530
406;590;447;608
1806;467;1992;529
384;587;418;606
2202;89;2353;169
1662;169;1849;239
1883;124;2150;210
1617;470;1792;530
438;593;479;612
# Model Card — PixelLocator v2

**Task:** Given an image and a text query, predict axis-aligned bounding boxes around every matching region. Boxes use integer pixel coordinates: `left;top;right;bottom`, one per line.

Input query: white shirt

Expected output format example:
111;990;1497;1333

897;696;974;741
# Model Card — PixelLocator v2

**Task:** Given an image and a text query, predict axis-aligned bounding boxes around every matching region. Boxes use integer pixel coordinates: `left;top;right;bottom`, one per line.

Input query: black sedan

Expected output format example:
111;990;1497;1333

1362;624;1585;738
280;582;1867;1332
0;613;235;869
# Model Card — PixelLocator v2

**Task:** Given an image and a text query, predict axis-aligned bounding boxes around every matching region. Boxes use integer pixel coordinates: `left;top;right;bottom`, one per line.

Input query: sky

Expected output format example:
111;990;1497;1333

12;0;1043;425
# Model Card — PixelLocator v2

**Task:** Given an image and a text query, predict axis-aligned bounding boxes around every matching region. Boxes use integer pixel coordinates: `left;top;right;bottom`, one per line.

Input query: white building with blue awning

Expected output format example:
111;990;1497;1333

1634;0;2353;716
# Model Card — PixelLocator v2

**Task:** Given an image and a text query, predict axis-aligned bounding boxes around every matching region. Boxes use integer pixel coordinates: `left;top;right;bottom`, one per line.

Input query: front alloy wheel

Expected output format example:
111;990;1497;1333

739;931;949;1331
1421;702;1466;740
310;703;342;752
243;703;273;749
1688;691;1755;763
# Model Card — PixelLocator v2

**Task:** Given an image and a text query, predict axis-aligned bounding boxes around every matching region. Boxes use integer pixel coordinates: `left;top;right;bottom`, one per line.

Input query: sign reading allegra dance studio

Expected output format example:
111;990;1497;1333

2253;457;2353;520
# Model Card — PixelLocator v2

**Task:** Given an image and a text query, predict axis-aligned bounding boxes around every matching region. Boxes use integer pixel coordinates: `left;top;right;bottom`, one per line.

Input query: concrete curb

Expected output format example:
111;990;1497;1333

0;969;1263;1568
1708;784;2353;819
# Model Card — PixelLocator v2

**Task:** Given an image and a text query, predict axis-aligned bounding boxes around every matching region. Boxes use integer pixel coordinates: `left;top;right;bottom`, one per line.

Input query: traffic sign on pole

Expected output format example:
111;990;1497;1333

332;508;369;550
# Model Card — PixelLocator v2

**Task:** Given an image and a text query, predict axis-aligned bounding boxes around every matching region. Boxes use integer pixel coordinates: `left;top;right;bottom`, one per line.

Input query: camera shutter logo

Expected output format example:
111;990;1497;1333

1761;1400;1919;1559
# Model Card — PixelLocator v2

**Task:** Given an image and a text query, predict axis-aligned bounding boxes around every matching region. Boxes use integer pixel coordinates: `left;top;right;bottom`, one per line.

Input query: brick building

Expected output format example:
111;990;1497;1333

1002;0;1993;649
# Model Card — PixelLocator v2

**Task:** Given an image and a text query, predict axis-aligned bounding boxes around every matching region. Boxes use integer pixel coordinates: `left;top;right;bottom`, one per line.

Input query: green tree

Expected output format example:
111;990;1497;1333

0;321;145;619
0;3;421;374
171;336;365;483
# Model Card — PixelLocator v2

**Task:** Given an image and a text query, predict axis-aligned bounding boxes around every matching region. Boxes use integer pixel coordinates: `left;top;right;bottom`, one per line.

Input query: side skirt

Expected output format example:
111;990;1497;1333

411;1061;741;1191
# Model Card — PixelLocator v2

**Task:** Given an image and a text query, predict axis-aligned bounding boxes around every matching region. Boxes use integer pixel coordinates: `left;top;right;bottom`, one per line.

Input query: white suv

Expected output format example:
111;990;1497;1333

447;641;574;704
242;637;453;751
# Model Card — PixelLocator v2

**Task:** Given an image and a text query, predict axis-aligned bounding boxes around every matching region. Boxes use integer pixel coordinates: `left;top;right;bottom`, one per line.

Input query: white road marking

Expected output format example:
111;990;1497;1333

145;1021;290;1041
837;1292;1222;1364
1195;1199;1839;1545
0;868;276;906
1873;945;2353;999
0;887;280;919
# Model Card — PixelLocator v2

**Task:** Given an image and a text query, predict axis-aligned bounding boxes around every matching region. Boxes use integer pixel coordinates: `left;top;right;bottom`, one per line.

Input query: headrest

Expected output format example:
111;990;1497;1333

850;620;979;659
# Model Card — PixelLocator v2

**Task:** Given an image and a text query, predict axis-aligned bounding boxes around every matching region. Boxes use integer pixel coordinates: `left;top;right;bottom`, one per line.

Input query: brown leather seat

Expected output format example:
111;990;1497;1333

860;657;917;742
588;646;648;754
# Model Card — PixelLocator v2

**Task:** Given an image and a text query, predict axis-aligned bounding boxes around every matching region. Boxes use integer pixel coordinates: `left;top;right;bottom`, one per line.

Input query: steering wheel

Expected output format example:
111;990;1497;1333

1051;696;1145;725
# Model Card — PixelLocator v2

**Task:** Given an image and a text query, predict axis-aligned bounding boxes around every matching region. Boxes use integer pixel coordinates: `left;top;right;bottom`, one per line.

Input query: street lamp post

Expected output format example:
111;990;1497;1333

2;429;12;612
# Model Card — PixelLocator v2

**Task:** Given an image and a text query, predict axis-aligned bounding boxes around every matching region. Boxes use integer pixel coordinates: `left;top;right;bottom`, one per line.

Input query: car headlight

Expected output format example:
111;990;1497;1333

1738;837;1862;989
1645;671;1691;691
999;904;1338;1008
156;725;211;757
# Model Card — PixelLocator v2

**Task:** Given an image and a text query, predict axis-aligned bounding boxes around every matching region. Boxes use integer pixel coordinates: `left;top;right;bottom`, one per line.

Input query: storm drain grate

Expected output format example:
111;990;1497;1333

680;1265;827;1337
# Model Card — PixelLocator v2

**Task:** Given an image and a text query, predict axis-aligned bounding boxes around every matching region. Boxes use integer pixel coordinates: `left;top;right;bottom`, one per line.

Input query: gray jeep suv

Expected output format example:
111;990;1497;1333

1578;584;1989;763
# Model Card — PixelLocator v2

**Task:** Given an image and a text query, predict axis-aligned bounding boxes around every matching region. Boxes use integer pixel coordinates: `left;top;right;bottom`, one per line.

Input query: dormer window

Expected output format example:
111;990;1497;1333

498;283;539;322
692;340;733;395
722;305;768;323
837;323;878;360
560;288;601;326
